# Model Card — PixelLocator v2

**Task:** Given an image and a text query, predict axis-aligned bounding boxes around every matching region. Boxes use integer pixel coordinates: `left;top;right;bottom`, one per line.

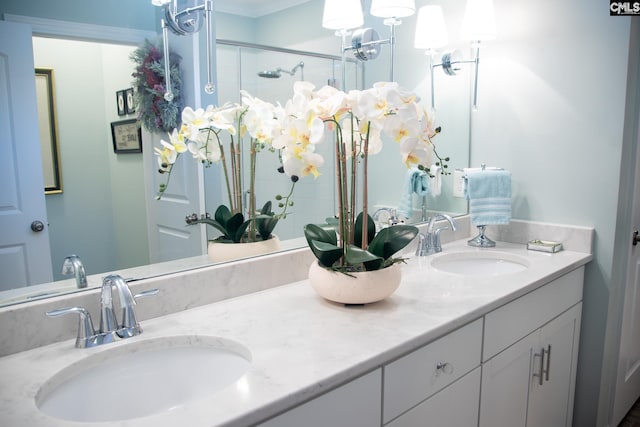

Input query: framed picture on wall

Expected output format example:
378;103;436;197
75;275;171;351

35;68;63;194
125;87;135;114
116;90;126;116
110;119;142;154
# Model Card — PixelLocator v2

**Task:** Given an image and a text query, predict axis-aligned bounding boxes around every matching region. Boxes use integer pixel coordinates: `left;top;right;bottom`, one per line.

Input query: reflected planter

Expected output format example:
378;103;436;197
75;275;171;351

308;261;402;305
208;235;281;263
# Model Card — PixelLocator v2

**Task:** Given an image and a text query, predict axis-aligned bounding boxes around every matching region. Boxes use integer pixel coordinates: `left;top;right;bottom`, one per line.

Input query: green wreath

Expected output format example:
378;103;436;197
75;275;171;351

130;39;182;133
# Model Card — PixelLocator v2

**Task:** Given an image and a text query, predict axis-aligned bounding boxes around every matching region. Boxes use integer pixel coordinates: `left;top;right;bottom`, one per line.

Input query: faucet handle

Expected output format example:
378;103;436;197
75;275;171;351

46;307;96;348
120;287;159;337
134;289;159;300
415;233;426;256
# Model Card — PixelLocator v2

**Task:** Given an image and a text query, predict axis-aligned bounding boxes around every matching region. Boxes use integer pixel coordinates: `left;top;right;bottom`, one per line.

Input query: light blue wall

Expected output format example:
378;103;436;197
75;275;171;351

471;0;631;425
32;37;150;279
0;0;157;31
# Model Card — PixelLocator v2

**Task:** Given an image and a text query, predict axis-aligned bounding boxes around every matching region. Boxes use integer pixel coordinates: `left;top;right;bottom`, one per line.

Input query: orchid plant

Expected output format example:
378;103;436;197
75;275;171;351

275;81;449;272
155;91;298;243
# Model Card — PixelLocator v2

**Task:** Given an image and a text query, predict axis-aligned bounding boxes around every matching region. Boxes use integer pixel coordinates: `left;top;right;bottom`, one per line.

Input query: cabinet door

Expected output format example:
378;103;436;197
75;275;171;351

258;369;382;427
527;304;582;427
386;367;481;427
479;330;539;427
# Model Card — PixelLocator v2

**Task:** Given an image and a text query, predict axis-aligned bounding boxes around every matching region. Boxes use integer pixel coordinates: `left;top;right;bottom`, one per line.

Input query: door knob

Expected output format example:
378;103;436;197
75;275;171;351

634;230;640;246
31;220;45;232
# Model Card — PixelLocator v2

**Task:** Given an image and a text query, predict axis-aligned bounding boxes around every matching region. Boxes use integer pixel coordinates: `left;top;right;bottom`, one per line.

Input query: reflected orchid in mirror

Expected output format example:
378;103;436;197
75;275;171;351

155;93;296;244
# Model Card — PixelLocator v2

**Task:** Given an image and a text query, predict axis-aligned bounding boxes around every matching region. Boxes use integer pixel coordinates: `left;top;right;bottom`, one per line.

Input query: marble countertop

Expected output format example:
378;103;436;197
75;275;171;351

0;239;592;427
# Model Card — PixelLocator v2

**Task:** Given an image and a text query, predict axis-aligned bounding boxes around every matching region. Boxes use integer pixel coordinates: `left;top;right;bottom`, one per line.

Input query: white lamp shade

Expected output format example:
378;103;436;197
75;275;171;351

461;0;497;41
370;0;416;18
322;0;364;30
414;6;448;50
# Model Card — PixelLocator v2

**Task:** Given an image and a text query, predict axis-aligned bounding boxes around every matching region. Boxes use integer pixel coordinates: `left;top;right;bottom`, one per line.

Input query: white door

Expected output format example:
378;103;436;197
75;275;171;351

612;70;640;424
0;21;53;290
143;130;205;263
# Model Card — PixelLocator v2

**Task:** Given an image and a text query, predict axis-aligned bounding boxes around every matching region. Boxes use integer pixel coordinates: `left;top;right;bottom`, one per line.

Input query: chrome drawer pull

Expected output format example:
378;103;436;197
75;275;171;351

435;361;454;375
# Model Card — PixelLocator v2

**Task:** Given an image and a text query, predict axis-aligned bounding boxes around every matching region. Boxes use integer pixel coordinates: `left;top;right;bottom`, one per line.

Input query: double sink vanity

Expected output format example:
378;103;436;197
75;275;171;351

0;218;593;426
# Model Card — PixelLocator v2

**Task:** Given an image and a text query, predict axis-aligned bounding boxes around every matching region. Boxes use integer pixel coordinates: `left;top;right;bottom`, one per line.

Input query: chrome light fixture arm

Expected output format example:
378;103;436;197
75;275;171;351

428;42;482;110
157;0;216;102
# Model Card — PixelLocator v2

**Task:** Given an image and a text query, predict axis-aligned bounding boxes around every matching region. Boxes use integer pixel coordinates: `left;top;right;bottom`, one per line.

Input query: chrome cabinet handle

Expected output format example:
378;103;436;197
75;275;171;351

533;345;552;386
534;348;545;386
544;345;551;381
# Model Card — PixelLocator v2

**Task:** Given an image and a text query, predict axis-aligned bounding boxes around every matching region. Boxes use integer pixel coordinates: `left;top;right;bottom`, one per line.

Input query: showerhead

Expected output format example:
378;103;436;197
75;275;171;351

257;61;305;80
257;70;282;78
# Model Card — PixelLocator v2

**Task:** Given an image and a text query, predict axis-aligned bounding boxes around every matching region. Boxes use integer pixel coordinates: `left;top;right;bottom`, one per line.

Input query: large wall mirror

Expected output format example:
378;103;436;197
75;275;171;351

0;0;470;307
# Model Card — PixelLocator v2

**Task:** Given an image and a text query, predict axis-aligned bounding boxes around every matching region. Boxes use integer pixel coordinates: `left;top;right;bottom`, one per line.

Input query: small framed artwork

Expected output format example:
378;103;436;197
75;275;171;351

125;88;135;114
111;119;142;154
35;68;63;194
116;90;126;116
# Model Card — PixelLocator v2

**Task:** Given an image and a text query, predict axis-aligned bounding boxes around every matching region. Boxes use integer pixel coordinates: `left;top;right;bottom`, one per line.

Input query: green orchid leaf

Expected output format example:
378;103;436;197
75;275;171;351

233;219;252;243
368;225;419;260
354;212;376;248
225;213;246;242
260;201;273;215
256;201;278;240
344;245;384;271
184;217;229;239
214;205;234;228
309;239;343;268
257;217;278;240
304;223;338;247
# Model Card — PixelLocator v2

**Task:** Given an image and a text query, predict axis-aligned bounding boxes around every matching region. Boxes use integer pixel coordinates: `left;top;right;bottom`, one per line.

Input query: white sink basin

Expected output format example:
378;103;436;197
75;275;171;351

431;251;530;276
36;336;251;422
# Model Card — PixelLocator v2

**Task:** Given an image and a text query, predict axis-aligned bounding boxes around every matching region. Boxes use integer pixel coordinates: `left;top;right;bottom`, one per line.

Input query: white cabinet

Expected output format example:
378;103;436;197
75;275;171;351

383;319;483;425
479;268;584;427
257;369;381;427
259;267;584;427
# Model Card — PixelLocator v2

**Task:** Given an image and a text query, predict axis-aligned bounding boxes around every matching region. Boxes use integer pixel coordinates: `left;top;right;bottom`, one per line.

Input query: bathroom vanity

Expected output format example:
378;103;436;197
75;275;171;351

0;221;592;427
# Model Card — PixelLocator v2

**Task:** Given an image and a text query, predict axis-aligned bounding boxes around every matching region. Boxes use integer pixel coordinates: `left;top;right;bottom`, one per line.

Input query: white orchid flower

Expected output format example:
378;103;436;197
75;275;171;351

154;139;178;168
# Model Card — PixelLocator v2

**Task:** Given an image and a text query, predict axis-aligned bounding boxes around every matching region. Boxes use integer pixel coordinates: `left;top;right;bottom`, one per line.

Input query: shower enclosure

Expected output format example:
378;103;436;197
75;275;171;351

204;40;364;243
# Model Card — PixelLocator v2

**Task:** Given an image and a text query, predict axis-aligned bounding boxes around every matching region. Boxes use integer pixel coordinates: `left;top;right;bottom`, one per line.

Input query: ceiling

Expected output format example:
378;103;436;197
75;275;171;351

214;0;313;18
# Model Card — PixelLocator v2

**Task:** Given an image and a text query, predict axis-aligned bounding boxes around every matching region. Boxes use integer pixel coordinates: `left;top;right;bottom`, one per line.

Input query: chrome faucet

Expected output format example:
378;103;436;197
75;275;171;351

46;274;158;348
62;255;87;289
415;214;458;256
373;208;400;229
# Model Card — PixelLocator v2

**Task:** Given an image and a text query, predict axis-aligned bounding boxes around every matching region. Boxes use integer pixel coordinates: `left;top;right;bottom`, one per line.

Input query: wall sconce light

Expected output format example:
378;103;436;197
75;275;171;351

152;0;215;101
414;0;496;110
322;0;416;84
322;0;364;88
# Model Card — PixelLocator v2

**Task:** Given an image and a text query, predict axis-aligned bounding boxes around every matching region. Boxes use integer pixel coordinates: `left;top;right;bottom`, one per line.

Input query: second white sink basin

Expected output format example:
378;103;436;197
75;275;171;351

431;251;530;276
36;336;251;422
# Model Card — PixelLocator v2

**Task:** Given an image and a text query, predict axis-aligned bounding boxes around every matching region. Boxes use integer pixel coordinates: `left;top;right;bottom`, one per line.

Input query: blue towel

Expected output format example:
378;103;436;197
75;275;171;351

466;170;512;226
398;167;428;218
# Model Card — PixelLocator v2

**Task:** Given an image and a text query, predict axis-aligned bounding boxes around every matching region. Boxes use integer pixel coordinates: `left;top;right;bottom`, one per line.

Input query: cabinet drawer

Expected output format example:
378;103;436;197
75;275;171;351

258;369;382;427
386;367;481;427
483;267;583;361
383;318;483;423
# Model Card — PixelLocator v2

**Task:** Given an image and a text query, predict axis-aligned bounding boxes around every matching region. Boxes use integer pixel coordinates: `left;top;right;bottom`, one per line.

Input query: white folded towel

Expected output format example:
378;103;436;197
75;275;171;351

429;164;442;196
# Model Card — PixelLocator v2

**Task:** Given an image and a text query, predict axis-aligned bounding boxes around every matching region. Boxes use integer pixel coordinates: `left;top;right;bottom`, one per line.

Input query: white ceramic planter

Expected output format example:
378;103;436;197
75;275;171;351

308;261;402;305
208;236;281;263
